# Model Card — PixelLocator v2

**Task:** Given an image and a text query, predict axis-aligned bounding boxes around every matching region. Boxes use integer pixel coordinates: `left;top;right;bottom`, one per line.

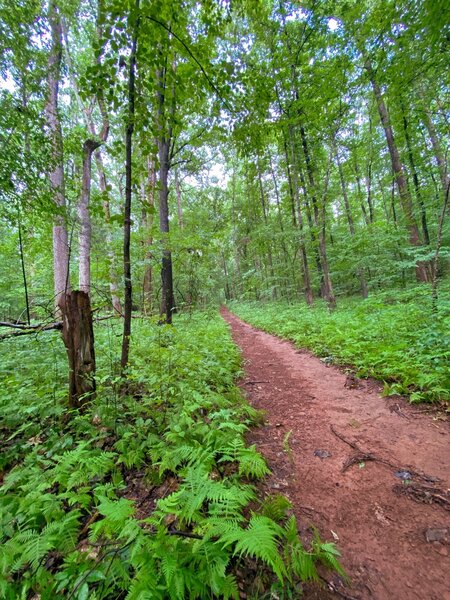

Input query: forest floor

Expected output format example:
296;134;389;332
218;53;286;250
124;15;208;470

221;308;450;600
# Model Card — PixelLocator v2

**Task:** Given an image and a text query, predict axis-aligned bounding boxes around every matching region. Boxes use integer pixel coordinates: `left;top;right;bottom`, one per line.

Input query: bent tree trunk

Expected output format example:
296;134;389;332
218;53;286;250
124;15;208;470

59;291;96;409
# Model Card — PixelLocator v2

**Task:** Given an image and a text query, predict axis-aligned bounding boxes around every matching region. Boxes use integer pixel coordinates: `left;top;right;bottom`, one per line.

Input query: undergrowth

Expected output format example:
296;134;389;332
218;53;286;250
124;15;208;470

0;311;342;599
230;284;450;404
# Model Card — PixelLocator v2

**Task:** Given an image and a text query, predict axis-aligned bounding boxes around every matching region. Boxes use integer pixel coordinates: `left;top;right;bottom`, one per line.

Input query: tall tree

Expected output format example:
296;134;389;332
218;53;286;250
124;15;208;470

45;0;70;312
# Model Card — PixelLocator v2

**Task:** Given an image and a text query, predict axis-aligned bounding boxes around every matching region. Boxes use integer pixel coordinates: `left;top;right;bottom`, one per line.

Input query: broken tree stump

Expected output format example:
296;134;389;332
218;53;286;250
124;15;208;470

59;290;96;409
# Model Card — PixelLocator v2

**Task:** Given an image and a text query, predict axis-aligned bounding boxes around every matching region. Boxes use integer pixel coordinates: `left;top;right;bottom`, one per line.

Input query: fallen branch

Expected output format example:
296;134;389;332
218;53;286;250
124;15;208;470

0;321;37;329
0;321;63;340
330;425;360;451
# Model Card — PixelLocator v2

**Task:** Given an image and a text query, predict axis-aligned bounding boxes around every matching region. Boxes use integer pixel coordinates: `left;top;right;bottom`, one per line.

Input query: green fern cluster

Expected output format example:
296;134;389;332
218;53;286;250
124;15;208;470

0;313;343;599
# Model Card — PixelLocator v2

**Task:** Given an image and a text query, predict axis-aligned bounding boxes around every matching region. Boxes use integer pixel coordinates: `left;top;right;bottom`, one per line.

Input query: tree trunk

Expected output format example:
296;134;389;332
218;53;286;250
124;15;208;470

79;139;101;295
61;10;120;313
59;291;96;409
142;155;156;313
158;136;175;323
365;59;429;282
95;150;122;314
353;153;370;226
335;144;368;298
45;0;70;314
286;127;314;305
256;160;277;299
269;153;293;298
401;104;430;245
121;0;139;372
420;96;450;200
300;125;335;308
174;168;184;229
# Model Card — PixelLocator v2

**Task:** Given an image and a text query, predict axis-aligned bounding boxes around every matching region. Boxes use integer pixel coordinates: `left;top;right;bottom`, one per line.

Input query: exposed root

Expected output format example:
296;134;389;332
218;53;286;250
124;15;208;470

342;453;377;472
393;483;450;510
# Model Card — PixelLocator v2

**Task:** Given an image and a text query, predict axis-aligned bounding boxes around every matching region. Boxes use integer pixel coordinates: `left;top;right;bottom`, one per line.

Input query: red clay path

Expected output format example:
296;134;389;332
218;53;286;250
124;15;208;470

221;309;450;600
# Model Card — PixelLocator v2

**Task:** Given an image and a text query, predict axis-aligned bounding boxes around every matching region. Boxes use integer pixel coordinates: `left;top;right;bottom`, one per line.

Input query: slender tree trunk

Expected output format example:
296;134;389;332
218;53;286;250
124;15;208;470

431;182;449;309
94;150;122;314
353;154;370;226
335;145;368;298
300;125;335;307
62;10;121;313
174;168;184;229
79;139;101;295
286;127;314;304
366;112;375;223
121;0;139;372
45;0;70;313
401;104;430;245
365;59;429;282
420;96;450;200
282;131;297;227
256;160;277;299
142;155;156;313
269;153;293;298
158;136;175;323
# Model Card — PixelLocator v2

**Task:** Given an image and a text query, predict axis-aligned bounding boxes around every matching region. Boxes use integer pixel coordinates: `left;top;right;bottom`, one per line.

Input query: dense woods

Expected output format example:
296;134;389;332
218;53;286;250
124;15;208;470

0;0;449;598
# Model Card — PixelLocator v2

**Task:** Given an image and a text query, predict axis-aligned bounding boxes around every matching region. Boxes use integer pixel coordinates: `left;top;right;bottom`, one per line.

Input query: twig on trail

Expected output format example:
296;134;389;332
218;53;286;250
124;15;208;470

319;576;359;600
330;425;360;451
388;403;410;419
243;380;269;385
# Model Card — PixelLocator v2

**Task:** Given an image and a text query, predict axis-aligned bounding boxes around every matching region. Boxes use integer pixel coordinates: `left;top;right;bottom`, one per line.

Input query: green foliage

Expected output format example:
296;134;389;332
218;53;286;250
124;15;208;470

231;283;450;404
0;313;341;598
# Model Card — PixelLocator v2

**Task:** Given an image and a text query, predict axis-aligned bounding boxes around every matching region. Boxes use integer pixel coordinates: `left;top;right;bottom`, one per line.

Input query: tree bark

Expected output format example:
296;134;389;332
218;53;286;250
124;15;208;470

300;125;335;308
365;59;429;282
158;135;175;323
174;168;184;229
79;139;101;295
401;103;430;245
256;160;277;299
61;8;120;314
45;0;70;313
156;58;176;324
142;155;156;313
335;144;368;298
121;0;140;372
95;150;122;314
420;96;450;200
59;291;96;409
286;127;314;305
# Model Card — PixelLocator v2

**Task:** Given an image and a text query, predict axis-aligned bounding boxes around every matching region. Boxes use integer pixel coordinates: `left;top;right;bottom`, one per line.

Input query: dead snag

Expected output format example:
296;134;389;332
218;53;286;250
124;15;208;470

59;290;96;409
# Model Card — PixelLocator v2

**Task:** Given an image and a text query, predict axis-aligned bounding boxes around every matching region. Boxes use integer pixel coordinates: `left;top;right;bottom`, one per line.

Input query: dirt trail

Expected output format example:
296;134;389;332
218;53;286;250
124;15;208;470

221;309;450;600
